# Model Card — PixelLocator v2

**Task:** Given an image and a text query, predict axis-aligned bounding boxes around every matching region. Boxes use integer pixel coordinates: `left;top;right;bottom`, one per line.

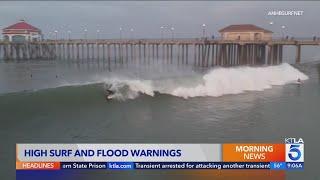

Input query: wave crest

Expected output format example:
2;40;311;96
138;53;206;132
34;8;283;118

104;63;309;100
104;79;154;100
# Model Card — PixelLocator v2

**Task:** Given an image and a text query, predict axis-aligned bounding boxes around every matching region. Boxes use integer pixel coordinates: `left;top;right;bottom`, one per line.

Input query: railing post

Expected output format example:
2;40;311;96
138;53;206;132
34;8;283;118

295;45;301;64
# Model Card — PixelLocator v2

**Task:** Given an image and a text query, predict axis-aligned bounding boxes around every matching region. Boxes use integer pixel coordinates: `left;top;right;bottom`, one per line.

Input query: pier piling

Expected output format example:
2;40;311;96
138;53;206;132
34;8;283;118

0;39;316;66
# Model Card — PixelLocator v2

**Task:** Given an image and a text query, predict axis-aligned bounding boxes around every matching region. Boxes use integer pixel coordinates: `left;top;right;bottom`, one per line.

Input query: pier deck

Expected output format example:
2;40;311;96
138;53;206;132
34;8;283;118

0;38;319;66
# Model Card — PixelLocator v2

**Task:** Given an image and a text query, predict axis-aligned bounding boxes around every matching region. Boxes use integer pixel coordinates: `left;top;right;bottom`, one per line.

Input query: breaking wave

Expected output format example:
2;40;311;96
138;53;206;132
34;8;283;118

104;79;155;100
104;63;309;100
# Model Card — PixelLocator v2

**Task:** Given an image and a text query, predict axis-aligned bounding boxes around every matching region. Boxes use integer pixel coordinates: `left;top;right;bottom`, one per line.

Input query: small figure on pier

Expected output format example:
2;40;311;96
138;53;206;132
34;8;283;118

56;75;58;78
30;74;33;78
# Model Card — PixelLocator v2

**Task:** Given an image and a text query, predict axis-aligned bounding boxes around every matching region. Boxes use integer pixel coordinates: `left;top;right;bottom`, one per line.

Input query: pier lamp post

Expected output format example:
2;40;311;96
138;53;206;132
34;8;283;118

202;24;206;39
54;30;58;40
96;29;100;40
171;27;175;40
130;28;134;39
160;26;164;40
119;27;123;40
84;29;88;40
281;25;286;39
268;22;274;38
67;30;71;40
48;32;52;40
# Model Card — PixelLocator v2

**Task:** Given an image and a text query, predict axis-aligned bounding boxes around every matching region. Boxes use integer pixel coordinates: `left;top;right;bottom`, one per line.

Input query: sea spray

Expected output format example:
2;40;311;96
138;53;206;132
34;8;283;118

103;63;308;100
171;63;308;98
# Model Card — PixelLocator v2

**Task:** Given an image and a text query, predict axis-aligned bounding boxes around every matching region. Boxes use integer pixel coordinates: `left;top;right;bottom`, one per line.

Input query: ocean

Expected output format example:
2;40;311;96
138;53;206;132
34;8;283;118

0;56;319;179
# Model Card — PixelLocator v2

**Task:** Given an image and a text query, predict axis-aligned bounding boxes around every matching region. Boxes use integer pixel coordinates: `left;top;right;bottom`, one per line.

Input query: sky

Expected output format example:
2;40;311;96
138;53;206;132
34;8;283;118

0;1;319;39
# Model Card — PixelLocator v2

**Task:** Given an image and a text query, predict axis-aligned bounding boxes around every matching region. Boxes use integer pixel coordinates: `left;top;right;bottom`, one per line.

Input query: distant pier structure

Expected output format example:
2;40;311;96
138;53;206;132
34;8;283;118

2;20;42;42
0;24;319;66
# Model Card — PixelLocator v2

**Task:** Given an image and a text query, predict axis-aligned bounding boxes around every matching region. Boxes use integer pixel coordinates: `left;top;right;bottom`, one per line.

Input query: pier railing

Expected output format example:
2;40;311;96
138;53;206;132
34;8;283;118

0;38;319;65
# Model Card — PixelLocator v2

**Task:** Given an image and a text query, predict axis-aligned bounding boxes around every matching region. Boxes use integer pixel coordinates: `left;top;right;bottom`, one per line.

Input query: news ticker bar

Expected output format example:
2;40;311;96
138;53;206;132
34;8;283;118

16;162;304;170
16;140;304;171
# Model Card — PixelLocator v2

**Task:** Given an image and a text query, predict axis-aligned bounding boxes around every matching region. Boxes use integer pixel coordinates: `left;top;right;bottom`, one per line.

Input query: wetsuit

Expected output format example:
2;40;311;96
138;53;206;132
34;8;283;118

105;90;114;100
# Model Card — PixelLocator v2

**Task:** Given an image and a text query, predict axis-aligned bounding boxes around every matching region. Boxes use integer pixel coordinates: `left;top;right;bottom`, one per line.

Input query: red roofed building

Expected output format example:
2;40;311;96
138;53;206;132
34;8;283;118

219;24;273;41
2;20;42;42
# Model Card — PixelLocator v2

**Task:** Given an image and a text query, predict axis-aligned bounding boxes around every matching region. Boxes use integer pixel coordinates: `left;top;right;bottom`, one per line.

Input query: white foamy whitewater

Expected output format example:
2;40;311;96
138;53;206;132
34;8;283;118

104;63;308;100
104;79;155;100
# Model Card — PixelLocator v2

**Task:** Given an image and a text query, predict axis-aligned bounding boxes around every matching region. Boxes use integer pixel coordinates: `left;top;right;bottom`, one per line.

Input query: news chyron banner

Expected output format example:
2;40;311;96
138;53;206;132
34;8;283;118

16;138;304;178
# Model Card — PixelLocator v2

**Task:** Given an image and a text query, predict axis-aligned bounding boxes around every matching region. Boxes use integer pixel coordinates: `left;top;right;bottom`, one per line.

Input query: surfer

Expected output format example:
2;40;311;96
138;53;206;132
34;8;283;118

296;78;302;85
105;89;115;100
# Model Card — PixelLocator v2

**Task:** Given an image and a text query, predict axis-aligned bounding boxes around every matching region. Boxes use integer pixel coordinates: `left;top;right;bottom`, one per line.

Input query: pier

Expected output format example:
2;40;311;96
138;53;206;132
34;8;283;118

0;38;319;66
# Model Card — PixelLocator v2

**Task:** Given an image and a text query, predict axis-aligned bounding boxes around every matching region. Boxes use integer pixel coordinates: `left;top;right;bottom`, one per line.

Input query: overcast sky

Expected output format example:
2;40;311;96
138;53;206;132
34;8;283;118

0;1;319;39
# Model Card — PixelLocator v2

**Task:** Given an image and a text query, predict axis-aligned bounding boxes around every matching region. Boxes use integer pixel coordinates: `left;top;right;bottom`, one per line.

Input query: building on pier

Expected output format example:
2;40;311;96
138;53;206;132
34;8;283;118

2;20;42;42
219;24;272;41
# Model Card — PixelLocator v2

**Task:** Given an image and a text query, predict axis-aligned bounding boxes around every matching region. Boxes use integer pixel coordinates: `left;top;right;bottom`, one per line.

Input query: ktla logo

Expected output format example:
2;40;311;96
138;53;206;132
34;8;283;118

285;138;304;162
